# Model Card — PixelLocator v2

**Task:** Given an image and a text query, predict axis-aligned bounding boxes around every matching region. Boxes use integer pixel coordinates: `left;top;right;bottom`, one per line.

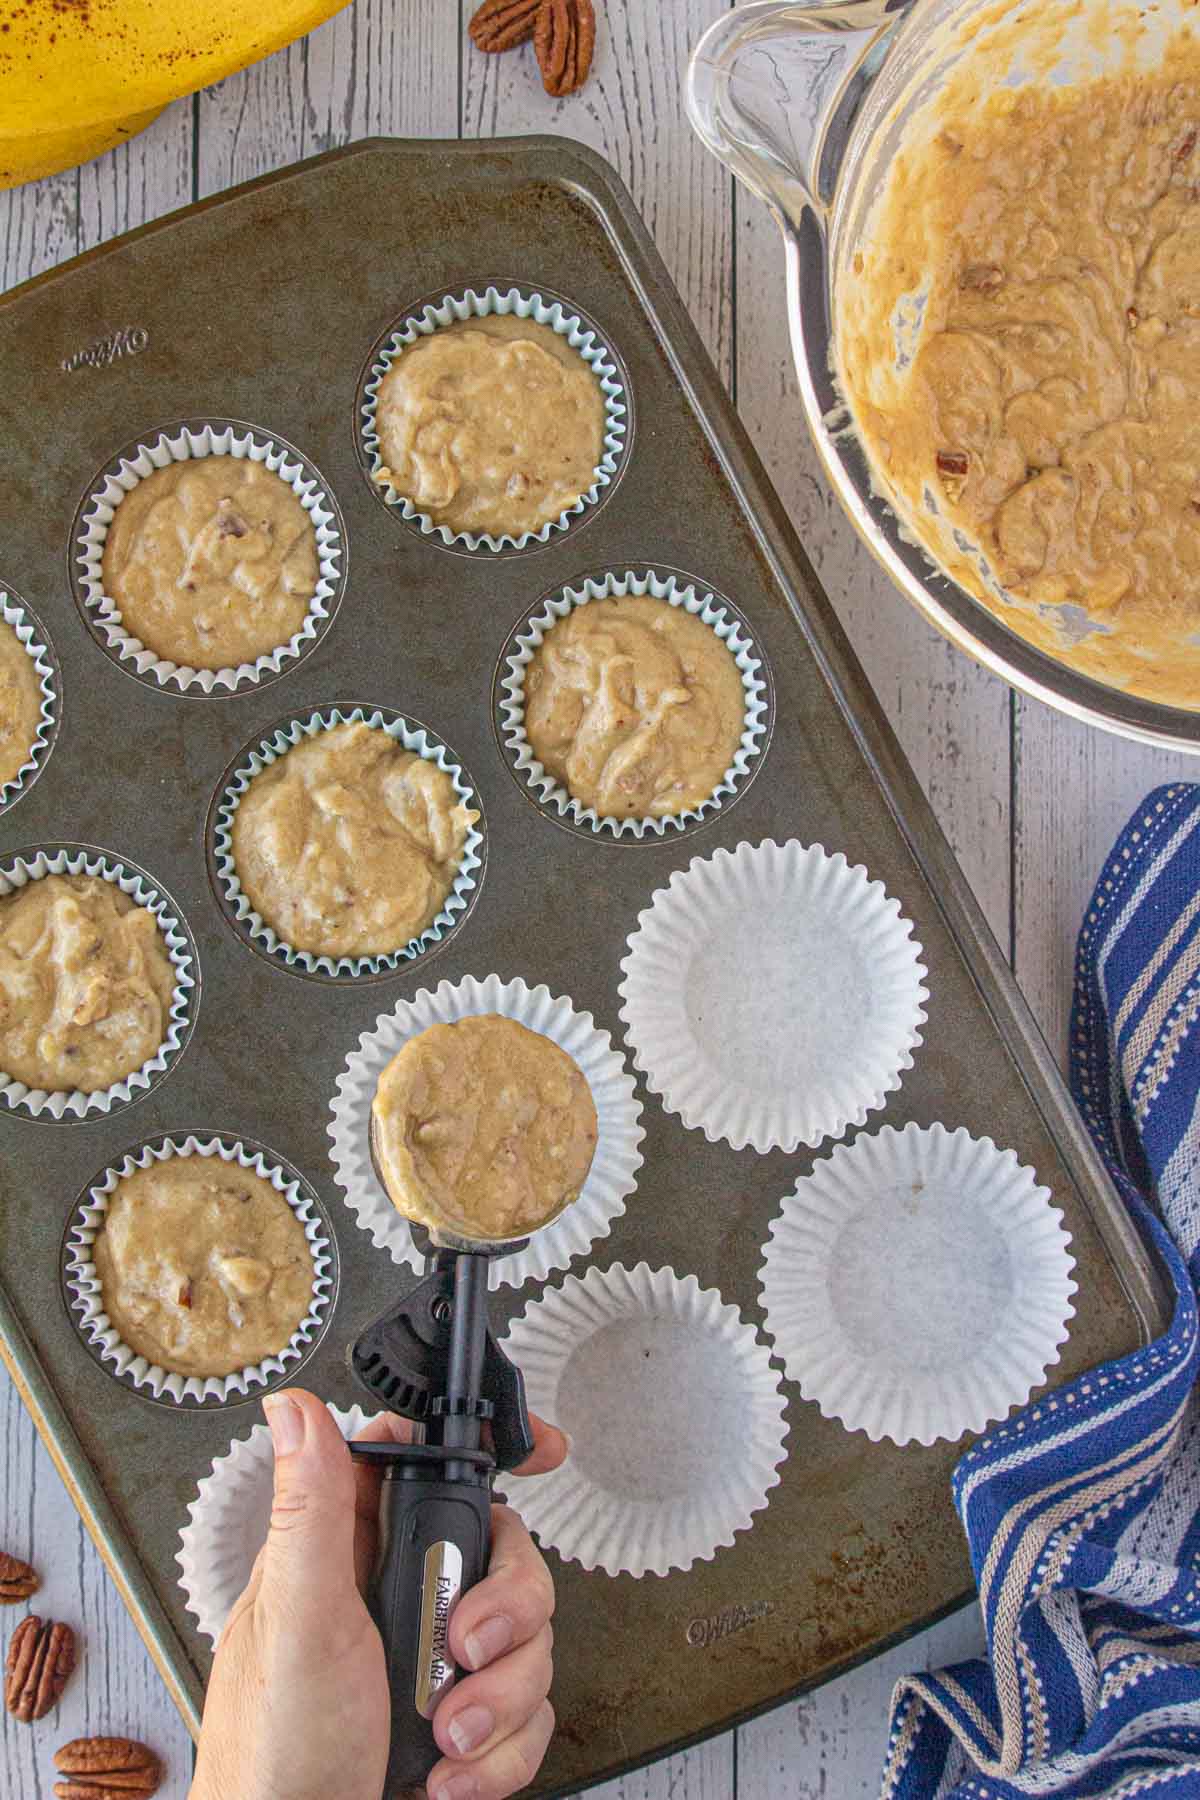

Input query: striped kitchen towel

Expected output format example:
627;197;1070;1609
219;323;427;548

883;784;1200;1799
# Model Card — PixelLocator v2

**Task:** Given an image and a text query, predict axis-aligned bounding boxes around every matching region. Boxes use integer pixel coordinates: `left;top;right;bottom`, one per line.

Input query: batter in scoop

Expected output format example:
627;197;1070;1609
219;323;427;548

523;595;746;819
230;720;477;960
371;1016;598;1242
101;456;319;670
0;617;41;789
838;32;1200;706
93;1156;315;1378
0;874;177;1093
373;314;606;538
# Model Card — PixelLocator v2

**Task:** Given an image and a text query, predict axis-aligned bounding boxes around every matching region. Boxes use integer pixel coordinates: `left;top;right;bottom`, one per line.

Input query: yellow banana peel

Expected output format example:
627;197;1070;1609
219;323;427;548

0;0;353;191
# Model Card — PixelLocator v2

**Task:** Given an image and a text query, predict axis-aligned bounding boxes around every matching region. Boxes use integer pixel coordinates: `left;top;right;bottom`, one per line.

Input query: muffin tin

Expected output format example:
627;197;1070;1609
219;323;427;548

0;140;1170;1796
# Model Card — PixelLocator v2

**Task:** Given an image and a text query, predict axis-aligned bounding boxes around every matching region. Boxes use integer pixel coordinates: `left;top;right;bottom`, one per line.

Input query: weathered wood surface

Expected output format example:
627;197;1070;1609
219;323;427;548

3;4;1193;1795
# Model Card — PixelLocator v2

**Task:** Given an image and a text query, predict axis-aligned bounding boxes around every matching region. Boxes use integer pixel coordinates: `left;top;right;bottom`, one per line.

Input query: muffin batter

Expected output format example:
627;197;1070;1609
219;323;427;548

372;1016;598;1242
93;1157;315;1378
373;313;606;537
523;595;746;818
0;618;41;789
0;874;177;1094
101;457;319;670
231;720;477;960
838;30;1200;707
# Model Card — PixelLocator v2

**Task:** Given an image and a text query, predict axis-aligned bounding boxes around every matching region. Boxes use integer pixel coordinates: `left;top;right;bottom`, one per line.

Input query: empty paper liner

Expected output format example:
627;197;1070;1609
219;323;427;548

498;1262;788;1577
759;1123;1077;1446
618;838;928;1153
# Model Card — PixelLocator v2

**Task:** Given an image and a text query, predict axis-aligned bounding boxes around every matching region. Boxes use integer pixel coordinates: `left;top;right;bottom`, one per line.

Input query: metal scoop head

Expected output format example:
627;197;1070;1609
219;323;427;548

368;1109;573;1259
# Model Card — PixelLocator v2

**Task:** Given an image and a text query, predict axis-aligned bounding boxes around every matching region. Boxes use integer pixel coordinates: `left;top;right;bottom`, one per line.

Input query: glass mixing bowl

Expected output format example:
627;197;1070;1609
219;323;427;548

687;0;1200;751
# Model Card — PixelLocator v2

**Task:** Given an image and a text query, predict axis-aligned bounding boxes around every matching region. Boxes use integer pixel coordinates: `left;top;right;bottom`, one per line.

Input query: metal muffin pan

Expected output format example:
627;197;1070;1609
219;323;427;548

0;140;1170;1797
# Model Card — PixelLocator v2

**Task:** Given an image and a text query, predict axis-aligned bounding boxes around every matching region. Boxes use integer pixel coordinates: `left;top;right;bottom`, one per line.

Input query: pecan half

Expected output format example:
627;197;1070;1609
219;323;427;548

535;0;596;97
0;1552;39;1604
5;1616;76;1722
469;0;539;51
960;262;1003;293
54;1736;162;1799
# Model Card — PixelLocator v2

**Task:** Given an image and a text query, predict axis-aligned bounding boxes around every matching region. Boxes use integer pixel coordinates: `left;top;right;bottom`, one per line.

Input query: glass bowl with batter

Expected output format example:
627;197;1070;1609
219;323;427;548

689;0;1200;748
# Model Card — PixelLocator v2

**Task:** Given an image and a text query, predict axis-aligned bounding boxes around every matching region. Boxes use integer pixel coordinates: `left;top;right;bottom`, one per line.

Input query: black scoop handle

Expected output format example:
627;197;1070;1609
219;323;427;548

357;1444;493;1795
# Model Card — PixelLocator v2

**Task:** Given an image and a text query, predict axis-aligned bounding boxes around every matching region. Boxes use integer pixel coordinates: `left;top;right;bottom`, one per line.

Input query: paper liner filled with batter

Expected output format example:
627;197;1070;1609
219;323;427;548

73;420;345;695
0;589;59;814
497;1262;789;1577
618;839;928;1154
0;845;197;1122
209;705;484;981
64;1134;335;1409
328;973;644;1287
497;567;771;838
759;1123;1077;1446
358;284;630;553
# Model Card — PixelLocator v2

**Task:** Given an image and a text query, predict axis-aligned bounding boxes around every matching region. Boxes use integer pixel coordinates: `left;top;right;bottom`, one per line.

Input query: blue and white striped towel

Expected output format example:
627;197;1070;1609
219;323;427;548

883;784;1200;1798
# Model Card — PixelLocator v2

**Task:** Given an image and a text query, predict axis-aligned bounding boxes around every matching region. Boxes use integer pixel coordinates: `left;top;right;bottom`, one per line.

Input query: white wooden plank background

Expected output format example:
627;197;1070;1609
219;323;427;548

2;4;1194;1796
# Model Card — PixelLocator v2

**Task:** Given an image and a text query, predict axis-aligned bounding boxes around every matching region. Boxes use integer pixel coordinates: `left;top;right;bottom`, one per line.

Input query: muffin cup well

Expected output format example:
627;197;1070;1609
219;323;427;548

618;839;928;1154
497;1262;789;1578
178;1403;375;1641
0;844;198;1123
356;283;631;555
494;566;773;841
0;588;60;816
63;1134;337;1409
759;1124;1077;1446
328;973;645;1289
71;419;347;696
208;705;485;982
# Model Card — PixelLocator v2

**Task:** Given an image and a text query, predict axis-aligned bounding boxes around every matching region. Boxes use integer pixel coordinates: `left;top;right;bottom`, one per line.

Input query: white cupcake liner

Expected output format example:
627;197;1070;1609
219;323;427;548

72;419;346;695
618;839;928;1154
0;589;59;814
178;1402;377;1641
496;567;772;839
0;845;197;1122
64;1134;336;1408
497;1263;788;1577
358;284;630;553
328;974;644;1288
760;1123;1077;1446
209;705;484;980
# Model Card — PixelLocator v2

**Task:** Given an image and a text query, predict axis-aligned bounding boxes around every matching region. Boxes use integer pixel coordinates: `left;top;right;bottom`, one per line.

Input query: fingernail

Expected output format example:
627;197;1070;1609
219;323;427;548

432;1774;478;1800
264;1394;304;1457
463;1614;513;1670
447;1703;494;1755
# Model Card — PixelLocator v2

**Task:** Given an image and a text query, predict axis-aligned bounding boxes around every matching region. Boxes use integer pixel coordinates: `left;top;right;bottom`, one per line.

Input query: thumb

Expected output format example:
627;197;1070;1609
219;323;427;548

260;1389;356;1624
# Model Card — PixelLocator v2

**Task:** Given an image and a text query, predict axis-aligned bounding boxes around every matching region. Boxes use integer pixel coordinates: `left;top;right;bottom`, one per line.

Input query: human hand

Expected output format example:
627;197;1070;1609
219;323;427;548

189;1388;565;1800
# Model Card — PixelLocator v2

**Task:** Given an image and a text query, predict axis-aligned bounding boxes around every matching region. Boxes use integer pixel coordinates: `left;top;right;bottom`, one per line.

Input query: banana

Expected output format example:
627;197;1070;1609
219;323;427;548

0;0;351;191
